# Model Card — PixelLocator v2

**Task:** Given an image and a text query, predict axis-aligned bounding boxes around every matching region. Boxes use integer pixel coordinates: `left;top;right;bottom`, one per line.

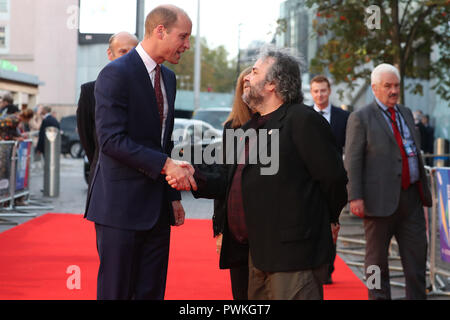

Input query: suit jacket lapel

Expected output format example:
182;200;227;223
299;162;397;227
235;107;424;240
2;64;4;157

370;101;398;146
258;103;287;157
161;66;175;150
397;105;420;147
129;49;163;137
329;105;335;125
246;104;287;170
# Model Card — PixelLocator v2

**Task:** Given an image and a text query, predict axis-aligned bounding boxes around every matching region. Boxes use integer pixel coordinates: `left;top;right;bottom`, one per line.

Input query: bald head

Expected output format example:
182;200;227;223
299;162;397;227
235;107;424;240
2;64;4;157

107;31;139;61
145;5;191;37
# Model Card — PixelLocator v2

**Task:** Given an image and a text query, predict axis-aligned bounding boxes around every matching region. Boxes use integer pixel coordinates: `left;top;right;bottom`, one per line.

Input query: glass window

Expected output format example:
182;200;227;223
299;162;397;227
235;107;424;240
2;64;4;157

0;0;8;13
0;26;6;49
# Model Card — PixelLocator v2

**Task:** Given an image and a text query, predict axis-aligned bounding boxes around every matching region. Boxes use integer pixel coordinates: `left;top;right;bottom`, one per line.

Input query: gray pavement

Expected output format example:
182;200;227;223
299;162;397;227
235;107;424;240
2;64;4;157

1;156;450;300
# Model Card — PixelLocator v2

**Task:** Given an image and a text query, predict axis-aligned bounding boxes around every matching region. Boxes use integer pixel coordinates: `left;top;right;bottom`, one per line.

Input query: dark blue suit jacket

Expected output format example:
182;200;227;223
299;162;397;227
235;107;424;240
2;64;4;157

329;105;350;154
85;48;181;231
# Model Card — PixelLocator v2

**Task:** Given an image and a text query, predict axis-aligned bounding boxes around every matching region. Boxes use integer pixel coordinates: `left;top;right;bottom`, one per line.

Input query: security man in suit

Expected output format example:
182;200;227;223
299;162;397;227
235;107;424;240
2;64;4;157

345;63;432;300
310;75;350;284
76;31;139;185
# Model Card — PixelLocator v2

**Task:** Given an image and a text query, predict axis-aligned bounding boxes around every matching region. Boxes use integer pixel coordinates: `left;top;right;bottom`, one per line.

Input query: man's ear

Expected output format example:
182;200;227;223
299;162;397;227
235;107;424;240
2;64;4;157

107;48;114;61
265;81;276;93
371;83;377;93
155;25;166;39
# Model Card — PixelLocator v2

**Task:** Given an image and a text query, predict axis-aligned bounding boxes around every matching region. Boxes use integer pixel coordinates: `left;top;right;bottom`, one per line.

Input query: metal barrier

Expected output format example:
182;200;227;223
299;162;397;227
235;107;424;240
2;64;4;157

337;161;450;298
0;139;48;218
427;167;450;297
0;141;16;206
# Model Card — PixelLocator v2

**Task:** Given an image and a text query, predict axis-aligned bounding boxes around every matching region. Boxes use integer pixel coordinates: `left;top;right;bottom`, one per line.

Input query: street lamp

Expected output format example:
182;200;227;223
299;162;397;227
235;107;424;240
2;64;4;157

236;23;242;78
194;0;201;111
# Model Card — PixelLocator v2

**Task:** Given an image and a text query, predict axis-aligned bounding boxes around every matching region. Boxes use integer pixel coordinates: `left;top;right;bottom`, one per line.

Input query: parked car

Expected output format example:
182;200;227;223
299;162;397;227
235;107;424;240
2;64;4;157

172;118;222;162
191;107;231;130
60;115;84;158
173;118;222;145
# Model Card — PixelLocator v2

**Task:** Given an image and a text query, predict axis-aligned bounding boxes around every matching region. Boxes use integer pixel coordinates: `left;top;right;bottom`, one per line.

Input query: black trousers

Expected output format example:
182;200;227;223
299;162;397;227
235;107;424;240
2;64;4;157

94;208;170;300
328;244;336;277
363;184;427;300
230;265;249;300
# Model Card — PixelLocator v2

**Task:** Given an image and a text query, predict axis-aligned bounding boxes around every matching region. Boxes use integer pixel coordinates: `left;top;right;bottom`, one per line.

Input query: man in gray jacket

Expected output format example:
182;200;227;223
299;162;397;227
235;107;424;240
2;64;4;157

344;63;432;300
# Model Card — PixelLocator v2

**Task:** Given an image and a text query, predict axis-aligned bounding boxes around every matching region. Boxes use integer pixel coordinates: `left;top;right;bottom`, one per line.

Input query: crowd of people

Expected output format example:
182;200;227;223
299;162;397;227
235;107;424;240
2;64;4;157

0;97;60;206
0;97;60;146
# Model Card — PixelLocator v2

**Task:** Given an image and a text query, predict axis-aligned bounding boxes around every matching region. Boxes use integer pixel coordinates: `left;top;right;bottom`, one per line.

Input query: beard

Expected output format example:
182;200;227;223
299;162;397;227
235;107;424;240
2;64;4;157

242;80;265;111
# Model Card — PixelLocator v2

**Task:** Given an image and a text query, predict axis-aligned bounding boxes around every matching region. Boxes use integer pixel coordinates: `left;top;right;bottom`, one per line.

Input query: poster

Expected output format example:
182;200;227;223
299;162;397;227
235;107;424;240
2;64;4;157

15;140;31;192
0;142;14;200
435;168;450;263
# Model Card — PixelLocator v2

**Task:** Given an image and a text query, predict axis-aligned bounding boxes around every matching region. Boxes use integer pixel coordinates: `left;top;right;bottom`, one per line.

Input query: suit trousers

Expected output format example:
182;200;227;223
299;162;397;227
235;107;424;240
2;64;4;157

363;183;427;300
230;265;249;300
94;205;170;300
248;253;328;300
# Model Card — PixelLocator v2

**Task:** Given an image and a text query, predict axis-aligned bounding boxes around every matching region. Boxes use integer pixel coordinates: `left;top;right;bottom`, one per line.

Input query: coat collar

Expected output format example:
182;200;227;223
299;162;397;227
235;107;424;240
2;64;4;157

369;100;418;147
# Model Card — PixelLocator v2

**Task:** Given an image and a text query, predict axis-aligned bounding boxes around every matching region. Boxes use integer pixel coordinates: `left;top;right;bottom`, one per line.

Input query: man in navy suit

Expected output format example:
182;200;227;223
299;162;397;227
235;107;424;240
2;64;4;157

310;75;350;283
85;5;196;300
310;75;349;155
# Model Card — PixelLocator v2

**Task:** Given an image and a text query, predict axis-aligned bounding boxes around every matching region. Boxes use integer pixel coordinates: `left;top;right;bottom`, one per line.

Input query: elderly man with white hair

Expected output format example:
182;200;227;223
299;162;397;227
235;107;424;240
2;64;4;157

344;63;432;300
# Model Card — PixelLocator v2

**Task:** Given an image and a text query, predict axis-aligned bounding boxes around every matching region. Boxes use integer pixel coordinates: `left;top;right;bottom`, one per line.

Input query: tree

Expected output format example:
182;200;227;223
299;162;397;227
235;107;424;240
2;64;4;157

305;0;450;103
164;36;237;93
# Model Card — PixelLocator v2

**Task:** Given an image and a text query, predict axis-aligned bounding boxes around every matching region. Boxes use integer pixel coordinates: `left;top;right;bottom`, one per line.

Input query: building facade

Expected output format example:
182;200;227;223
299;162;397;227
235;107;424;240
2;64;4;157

0;0;78;108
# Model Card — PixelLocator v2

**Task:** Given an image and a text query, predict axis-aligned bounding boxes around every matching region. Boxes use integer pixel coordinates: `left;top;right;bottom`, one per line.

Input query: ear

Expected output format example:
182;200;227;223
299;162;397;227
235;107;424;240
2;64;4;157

155;25;165;40
371;83;377;93
265;81;276;93
107;48;114;61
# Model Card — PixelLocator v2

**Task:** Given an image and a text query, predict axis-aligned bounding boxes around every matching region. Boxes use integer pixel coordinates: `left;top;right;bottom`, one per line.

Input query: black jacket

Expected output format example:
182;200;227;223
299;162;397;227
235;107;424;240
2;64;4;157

198;120;250;270
76;81;98;184
194;103;348;272
36;114;60;154
0;104;19;117
329;106;350;154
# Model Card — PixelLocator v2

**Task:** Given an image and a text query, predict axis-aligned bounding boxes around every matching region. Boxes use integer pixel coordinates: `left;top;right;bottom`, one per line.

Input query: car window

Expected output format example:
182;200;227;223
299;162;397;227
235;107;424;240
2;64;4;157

186;124;203;142
173;123;184;131
192;110;230;129
60;116;77;131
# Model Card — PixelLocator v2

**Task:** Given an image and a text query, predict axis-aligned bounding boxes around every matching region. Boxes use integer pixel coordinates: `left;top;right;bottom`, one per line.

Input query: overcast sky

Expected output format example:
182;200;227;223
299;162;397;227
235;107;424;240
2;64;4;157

144;0;284;58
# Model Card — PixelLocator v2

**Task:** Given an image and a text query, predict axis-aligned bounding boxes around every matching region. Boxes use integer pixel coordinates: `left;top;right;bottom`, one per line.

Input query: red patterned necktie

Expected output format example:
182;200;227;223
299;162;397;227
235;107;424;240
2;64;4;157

388;107;410;190
154;64;164;128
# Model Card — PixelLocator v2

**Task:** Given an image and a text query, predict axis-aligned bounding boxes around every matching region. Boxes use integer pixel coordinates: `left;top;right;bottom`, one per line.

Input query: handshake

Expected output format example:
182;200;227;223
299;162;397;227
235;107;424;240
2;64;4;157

162;158;197;191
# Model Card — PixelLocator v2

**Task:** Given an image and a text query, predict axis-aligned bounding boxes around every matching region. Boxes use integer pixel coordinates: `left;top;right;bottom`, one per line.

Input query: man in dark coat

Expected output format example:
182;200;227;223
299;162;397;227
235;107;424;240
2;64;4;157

0;93;19;118
310;75;350;283
76;31;139;184
168;47;348;300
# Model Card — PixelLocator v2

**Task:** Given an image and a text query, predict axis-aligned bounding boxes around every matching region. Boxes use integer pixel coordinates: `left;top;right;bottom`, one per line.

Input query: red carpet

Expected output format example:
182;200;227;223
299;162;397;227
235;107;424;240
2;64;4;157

0;214;367;300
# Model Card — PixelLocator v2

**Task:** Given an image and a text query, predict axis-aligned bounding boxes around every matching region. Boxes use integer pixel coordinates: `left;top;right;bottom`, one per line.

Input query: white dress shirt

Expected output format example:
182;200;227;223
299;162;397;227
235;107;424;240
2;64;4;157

135;43;169;146
313;103;332;124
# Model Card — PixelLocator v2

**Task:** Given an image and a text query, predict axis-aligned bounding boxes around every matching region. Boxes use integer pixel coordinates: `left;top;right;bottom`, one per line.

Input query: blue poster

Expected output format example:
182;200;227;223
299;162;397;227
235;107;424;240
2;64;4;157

435;168;450;263
15;141;31;192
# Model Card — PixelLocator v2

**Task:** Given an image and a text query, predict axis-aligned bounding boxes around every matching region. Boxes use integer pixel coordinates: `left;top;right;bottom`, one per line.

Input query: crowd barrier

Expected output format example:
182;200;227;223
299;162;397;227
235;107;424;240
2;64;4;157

338;162;450;298
0;139;37;218
427;166;450;297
